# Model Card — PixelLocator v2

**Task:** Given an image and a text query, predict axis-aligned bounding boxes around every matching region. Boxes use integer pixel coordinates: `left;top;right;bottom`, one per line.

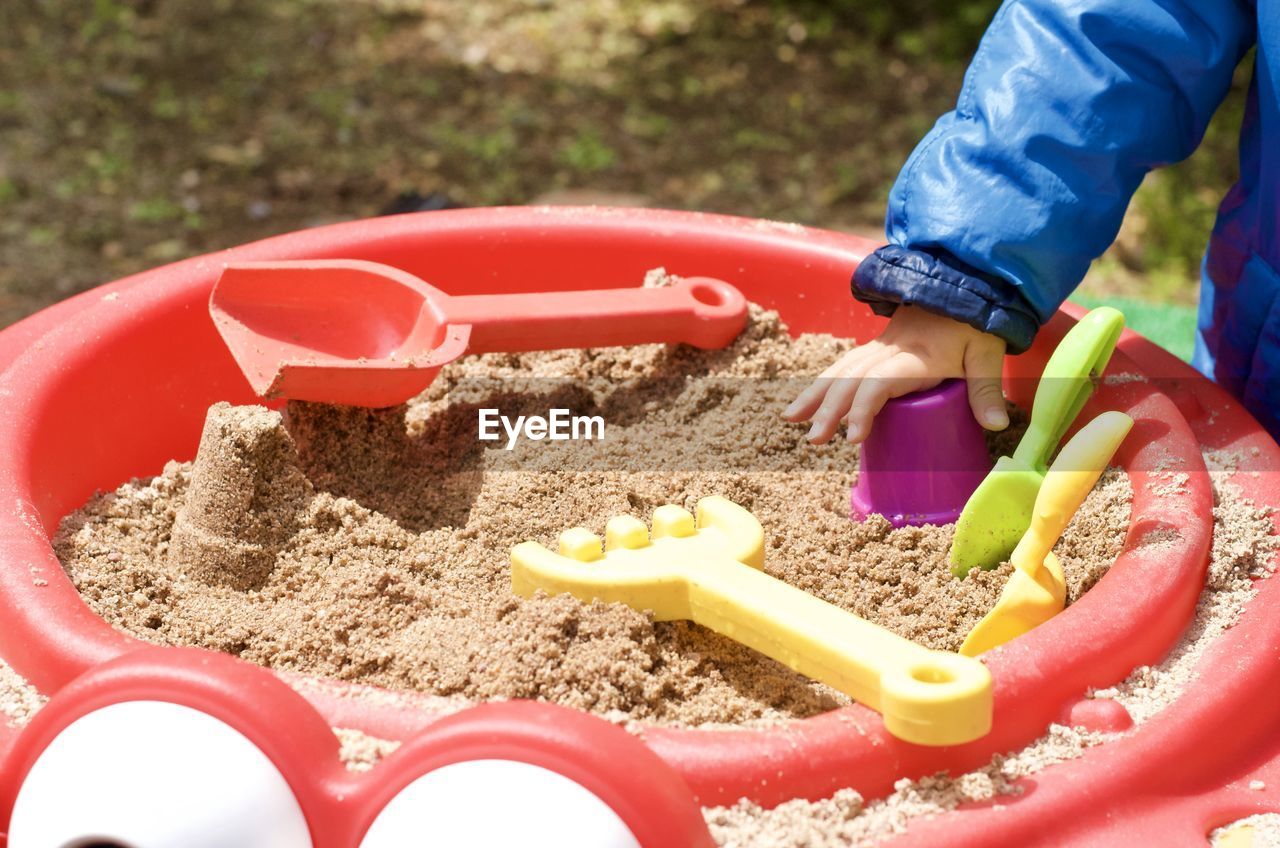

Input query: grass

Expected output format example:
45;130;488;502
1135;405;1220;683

0;0;1250;327
1070;294;1198;362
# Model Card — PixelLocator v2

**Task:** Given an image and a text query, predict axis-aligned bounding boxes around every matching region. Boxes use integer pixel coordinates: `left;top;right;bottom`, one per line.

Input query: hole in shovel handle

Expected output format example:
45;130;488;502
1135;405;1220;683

689;281;727;307
671;278;749;349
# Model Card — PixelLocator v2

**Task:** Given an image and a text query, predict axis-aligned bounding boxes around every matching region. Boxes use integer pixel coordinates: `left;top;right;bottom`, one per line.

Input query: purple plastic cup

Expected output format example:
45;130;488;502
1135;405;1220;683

849;379;992;527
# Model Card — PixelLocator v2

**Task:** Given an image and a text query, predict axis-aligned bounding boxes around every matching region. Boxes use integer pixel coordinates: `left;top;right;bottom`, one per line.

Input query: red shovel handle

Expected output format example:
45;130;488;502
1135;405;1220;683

442;277;748;353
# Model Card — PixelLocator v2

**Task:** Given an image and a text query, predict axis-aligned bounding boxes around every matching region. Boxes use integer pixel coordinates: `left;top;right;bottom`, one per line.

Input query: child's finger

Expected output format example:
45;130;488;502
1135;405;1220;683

807;347;894;442
963;340;1009;430
782;377;834;422
844;356;934;444
806;378;860;443
783;345;879;422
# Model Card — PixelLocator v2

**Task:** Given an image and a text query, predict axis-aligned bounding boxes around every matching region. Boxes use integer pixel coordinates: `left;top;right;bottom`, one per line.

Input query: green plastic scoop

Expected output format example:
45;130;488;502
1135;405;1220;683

949;307;1125;577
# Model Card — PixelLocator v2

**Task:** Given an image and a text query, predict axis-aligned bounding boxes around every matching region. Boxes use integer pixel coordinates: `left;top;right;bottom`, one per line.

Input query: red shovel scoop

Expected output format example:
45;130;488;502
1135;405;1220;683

209;259;749;408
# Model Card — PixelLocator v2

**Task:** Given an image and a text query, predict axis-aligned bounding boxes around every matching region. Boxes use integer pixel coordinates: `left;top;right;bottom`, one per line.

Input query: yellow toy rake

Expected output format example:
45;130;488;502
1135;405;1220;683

511;496;992;746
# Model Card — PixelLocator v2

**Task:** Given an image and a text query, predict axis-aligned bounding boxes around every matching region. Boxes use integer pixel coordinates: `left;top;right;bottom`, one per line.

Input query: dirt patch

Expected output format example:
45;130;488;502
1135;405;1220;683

57;295;1128;728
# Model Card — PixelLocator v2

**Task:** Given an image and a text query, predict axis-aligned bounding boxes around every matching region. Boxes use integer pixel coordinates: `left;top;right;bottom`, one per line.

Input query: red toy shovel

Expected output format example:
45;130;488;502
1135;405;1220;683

209;259;748;407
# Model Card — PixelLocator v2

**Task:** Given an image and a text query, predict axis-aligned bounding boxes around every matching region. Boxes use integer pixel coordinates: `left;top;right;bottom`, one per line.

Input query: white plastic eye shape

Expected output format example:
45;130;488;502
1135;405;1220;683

358;759;641;848
8;701;312;848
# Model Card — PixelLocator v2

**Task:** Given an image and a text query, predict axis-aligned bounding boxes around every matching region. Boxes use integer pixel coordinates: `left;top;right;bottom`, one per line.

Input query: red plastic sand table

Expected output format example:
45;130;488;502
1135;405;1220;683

0;208;1274;846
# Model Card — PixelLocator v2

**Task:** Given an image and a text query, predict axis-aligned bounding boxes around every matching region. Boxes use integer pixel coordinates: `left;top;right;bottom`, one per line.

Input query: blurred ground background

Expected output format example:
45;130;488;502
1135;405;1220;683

0;0;1251;351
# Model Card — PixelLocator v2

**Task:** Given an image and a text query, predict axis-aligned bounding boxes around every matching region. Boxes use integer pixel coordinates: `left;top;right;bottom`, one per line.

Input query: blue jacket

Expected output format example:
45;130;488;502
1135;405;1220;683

853;0;1279;437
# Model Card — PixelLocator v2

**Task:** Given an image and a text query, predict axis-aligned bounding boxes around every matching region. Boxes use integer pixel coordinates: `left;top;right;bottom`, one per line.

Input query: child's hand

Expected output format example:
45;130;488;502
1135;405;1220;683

783;305;1008;444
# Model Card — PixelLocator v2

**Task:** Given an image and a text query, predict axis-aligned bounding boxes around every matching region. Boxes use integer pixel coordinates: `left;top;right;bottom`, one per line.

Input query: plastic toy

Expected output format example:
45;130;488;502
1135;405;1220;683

0;209;1276;844
850;378;991;526
950;306;1125;576
0;648;714;847
511;496;993;746
209;259;747;407
960;410;1133;656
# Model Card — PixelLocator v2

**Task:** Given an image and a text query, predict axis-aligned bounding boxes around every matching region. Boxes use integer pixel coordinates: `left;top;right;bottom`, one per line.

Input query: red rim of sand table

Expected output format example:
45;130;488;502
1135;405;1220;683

0;207;1215;806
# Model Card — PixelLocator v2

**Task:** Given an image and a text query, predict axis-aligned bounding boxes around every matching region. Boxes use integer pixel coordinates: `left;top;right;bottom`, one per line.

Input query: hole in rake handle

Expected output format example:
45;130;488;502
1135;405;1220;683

910;665;958;685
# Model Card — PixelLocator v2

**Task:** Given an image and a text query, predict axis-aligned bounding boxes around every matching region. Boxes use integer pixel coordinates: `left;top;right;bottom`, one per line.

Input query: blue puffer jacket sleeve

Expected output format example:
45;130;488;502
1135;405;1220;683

853;0;1254;353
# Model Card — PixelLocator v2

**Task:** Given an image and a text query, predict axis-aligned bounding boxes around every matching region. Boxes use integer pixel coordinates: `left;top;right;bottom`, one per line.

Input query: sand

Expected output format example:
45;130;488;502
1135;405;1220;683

0;656;45;729
55;291;1129;728
705;468;1279;846
334;726;402;772
1213;815;1280;847
706;724;1111;847
7;463;1271;839
10;274;1274;842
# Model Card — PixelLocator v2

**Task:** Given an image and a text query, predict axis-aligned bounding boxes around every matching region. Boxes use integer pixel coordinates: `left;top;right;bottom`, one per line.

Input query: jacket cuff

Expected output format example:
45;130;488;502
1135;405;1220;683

852;245;1041;353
